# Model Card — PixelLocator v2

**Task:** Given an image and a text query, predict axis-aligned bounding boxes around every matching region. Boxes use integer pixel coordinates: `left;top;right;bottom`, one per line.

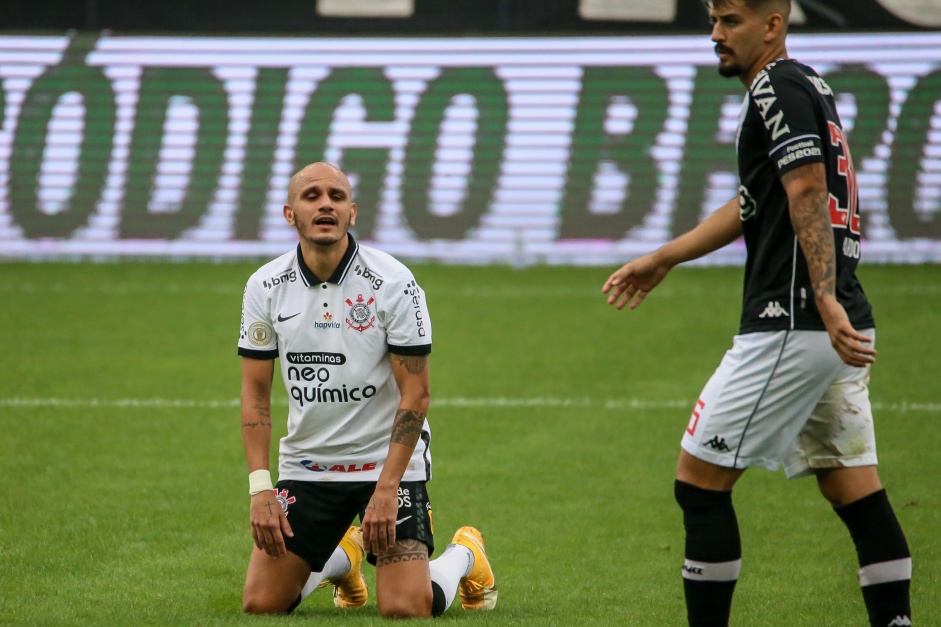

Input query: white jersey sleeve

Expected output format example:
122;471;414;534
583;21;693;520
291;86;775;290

238;271;278;358
379;269;432;355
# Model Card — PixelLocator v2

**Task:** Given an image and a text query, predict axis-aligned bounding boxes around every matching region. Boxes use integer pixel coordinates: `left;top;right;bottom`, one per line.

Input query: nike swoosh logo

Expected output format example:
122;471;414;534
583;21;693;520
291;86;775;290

277;312;301;322
395;516;412;525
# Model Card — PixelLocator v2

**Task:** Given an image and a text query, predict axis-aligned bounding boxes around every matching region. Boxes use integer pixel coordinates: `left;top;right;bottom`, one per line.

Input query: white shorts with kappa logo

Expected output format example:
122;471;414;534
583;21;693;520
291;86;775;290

681;329;878;479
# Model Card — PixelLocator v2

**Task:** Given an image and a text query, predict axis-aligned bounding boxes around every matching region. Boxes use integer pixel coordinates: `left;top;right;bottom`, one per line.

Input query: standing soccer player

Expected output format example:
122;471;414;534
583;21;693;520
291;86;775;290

238;162;497;618
602;1;912;625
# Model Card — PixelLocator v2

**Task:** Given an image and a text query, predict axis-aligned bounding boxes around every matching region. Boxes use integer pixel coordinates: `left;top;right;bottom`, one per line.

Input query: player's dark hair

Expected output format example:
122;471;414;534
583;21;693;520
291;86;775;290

703;0;791;19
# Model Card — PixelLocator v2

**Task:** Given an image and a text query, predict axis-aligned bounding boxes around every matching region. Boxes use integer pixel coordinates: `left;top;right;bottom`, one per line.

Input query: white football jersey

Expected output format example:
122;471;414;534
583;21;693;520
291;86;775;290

238;235;432;482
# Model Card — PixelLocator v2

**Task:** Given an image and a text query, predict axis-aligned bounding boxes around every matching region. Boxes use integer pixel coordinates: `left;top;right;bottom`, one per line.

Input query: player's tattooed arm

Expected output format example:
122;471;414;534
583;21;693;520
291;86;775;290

388;353;429;448
391;408;425;447
241;402;271;429
782;164;875;367
393;354;427;375
782;163;836;301
241;356;275;481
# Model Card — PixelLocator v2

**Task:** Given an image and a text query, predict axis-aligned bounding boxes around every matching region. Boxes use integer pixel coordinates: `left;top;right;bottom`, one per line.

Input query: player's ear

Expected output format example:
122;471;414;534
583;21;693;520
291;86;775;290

765;12;785;42
283;204;295;226
350;202;357;227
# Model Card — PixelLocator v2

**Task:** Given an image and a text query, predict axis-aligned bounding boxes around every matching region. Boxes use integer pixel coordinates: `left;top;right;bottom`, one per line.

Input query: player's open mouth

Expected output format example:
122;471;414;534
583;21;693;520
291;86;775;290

315;217;337;226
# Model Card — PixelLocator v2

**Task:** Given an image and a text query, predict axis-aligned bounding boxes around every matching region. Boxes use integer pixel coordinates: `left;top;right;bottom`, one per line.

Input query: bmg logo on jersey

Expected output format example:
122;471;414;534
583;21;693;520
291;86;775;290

263;269;296;289
353;263;384;290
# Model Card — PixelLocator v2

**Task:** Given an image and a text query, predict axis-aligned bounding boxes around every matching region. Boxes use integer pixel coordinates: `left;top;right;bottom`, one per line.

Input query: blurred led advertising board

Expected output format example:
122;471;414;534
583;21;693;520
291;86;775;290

0;33;939;264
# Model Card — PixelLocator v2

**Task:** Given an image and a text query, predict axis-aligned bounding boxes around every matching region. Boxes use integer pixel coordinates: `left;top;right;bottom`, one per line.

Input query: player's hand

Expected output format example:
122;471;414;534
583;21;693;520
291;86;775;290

362;488;398;556
602;253;672;310
817;296;876;367
249;490;293;557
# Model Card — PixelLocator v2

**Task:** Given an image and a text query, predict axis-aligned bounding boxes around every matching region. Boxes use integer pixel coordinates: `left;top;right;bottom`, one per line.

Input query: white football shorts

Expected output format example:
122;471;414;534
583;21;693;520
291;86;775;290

681;329;878;478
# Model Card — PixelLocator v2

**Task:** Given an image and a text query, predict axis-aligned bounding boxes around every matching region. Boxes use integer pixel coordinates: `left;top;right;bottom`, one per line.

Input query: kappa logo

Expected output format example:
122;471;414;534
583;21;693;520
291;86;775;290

275;488;296;515
759;301;790;318
346;294;376;332
703;436;732;452
888;617;912;627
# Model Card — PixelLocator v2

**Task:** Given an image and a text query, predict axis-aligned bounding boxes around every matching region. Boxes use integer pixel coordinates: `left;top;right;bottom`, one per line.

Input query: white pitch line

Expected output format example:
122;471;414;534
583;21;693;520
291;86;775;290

0;397;241;408
0;397;939;413
1;282;940;297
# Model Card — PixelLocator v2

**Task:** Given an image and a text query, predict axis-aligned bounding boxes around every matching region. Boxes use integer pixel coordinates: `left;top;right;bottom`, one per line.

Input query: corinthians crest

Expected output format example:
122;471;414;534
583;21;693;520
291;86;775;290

346;294;376;332
275;488;296;515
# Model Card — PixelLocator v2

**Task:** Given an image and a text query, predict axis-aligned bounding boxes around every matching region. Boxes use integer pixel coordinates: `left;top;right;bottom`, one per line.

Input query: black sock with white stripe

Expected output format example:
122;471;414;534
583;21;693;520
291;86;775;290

835;489;912;627
675;480;741;627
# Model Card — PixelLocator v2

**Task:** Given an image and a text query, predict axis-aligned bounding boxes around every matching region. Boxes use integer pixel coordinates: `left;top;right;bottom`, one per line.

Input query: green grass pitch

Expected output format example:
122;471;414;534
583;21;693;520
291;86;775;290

0;261;938;625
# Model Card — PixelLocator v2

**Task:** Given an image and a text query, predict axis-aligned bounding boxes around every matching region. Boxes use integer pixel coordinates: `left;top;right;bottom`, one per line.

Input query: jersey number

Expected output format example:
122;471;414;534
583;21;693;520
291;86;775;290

827;121;860;235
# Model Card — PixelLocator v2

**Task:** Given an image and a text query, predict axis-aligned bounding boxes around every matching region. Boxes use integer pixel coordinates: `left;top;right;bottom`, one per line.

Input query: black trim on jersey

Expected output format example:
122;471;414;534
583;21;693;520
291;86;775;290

294;235;360;287
388;343;432;356
238;347;279;360
732;331;790;468
788;237;798;331
420;429;432;482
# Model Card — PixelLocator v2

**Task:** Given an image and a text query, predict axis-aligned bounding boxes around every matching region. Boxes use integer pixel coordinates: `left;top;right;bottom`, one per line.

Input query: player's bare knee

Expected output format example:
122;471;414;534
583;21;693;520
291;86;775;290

378;595;432;619
242;594;287;614
377;585;433;619
242;591;290;615
815;466;883;507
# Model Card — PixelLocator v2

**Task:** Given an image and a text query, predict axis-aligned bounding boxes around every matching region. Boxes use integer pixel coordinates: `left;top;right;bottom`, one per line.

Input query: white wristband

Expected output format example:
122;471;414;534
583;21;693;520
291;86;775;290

248;469;273;495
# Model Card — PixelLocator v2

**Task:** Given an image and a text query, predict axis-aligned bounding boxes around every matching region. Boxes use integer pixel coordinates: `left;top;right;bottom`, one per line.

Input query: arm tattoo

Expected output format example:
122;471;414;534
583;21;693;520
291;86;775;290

790;188;836;300
241;421;271;428
391;409;424;447
394;355;427;375
242;403;272;428
376;539;429;567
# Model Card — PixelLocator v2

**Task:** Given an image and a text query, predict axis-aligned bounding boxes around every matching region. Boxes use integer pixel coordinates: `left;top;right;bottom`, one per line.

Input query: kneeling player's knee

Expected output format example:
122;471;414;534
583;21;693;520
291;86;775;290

378;592;432;619
242;592;295;615
242;597;275;615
